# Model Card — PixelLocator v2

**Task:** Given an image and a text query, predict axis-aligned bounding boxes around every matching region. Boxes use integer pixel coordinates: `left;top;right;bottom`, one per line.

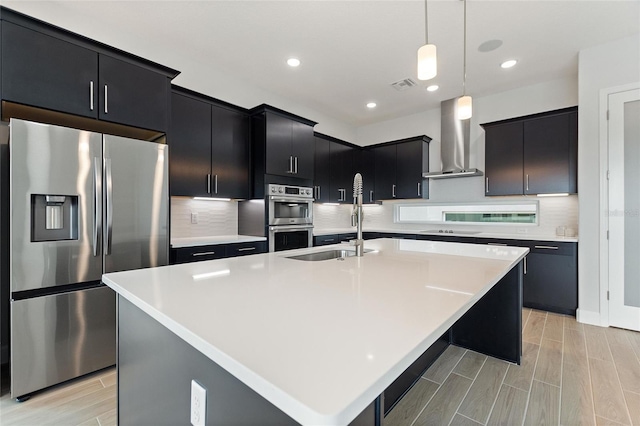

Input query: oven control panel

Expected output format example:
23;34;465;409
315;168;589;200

268;184;313;198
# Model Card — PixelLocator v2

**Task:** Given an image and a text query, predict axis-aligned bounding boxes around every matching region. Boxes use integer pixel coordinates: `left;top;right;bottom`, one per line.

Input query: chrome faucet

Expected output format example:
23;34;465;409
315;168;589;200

351;173;364;256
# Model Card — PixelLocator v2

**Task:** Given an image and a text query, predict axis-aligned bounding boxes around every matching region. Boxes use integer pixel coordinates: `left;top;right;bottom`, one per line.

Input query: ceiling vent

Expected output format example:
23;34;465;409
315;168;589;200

390;78;418;91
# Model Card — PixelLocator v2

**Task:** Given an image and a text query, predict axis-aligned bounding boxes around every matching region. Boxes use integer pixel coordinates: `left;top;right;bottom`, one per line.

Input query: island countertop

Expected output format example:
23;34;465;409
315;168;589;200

103;238;528;425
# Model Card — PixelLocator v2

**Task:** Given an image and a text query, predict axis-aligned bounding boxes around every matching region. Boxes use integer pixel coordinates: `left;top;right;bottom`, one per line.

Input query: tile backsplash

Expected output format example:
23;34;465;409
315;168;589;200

313;195;579;236
171;197;238;238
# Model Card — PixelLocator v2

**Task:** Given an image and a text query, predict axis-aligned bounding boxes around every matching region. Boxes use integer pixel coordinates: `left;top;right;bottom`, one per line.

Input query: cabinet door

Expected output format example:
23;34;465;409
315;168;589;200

484;122;524;195
211;105;250;199
396;141;427;199
226;241;267;257
174;246;227;264
373;145;397;200
354;149;376;203
524;113;576;194
2;22;98;118
169;93;212;197
525;248;577;315
314;137;332;202
291;121;315;180
99;55;169;132
330;142;353;203
264;112;293;177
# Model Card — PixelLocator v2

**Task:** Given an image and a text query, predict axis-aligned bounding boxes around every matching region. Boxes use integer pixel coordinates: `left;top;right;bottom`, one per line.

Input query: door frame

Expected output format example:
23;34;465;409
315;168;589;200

599;82;640;327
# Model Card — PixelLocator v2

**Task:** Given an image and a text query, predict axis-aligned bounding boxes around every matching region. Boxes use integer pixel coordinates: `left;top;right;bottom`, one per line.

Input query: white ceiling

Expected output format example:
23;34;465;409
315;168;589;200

4;1;640;127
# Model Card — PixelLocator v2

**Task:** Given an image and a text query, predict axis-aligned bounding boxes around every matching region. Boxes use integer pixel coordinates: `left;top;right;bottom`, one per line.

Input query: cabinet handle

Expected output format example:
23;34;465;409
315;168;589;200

392;184;396;198
316;186;321;200
486;177;489;193
488;242;508;246
534;245;559;250
238;247;256;252
214;175;218;194
417;182;421;197
526;174;529;191
104;85;108;114
90;81;94;111
207;174;211;194
192;251;216;257
370;190;374;203
524;257;527;274
287;156;294;174
294;156;298;174
325;238;335;242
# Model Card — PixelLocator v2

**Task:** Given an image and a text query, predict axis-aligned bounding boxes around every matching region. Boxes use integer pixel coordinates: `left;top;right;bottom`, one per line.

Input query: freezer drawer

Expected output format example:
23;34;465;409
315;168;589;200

10;286;116;398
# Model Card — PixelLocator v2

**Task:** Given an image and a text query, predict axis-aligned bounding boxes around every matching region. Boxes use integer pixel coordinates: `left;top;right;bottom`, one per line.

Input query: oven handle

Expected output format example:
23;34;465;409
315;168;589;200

269;196;312;203
269;225;314;232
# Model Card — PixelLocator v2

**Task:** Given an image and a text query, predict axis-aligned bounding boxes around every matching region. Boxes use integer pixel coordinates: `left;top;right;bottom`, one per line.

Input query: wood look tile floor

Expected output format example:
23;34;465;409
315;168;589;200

0;309;638;426
386;309;640;426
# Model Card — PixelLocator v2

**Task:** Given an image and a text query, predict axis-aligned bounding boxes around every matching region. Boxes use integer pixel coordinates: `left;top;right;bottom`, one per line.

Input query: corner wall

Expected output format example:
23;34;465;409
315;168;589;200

577;34;640;325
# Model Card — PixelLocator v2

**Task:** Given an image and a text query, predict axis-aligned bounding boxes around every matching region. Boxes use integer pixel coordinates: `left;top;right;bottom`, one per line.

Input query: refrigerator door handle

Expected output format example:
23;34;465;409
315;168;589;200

105;158;113;255
93;157;102;257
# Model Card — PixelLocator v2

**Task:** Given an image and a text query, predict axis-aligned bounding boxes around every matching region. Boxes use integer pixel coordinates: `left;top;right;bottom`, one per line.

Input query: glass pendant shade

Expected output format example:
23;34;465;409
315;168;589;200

457;95;473;120
417;44;437;80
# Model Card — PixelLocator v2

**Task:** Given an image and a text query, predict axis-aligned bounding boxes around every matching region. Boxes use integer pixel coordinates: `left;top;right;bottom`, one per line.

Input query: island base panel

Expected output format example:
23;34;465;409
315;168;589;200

451;261;523;365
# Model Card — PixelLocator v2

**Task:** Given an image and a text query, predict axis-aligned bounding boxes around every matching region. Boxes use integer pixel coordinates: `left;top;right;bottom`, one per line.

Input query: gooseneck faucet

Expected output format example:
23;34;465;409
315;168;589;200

351;173;364;256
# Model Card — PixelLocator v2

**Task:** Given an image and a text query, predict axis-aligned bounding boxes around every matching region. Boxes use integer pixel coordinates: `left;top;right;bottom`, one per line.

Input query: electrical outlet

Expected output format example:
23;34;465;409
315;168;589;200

191;212;198;224
190;380;206;426
517;228;527;234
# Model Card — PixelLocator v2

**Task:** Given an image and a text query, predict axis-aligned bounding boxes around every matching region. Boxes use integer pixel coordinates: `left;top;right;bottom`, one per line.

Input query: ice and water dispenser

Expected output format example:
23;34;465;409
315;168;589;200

31;194;78;241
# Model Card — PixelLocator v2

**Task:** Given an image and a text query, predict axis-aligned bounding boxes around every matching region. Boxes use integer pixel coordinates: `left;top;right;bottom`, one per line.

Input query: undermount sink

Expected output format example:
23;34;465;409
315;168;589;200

286;249;371;262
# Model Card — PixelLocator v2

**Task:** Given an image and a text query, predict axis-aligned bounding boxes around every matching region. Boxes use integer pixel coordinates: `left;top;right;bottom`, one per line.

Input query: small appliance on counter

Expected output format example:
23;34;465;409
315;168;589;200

5;118;169;400
239;184;314;252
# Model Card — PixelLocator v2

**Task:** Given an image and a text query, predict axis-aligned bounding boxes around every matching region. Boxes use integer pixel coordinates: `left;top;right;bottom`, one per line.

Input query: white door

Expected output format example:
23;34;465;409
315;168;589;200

608;88;640;331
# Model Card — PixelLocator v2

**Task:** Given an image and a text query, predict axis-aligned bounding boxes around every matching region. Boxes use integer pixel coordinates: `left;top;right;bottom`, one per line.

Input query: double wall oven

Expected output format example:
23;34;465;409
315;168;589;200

267;184;313;252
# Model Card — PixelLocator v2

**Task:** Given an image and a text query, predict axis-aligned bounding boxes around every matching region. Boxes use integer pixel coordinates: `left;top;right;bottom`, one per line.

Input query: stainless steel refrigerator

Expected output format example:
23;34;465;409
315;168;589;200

7;118;169;399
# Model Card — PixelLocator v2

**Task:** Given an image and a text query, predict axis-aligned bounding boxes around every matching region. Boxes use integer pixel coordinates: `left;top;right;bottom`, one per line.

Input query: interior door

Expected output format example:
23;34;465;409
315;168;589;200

103;135;168;273
608;88;640;331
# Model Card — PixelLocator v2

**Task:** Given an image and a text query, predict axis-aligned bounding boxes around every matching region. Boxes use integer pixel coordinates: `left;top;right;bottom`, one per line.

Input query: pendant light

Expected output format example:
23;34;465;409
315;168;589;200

457;0;472;120
417;0;437;80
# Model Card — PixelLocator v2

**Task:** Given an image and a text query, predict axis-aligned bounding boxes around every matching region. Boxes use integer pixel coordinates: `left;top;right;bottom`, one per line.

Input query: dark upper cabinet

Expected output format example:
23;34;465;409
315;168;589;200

373;144;397;200
98;55;169;132
253;108;316;181
170;92;212;197
482;107;578;196
0;10;178;133
484;122;524;196
169;88;250;199
211;105;250;199
314;134;354;203
523;111;578;195
314;136;332;203
1;21;98;119
373;137;429;200
396;140;428;199
354;149;376;203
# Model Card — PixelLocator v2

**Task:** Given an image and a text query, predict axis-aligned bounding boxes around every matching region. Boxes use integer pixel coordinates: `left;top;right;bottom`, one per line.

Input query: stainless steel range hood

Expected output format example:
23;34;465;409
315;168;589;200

423;98;483;179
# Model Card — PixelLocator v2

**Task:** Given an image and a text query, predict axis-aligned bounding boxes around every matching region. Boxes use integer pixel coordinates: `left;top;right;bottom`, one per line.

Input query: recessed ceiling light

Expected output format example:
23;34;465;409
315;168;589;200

426;85;439;92
501;59;517;69
366;102;377;109
287;58;300;67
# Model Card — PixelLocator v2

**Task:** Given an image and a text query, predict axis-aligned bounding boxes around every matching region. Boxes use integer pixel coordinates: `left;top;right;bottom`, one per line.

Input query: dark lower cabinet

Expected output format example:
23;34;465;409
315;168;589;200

273;231;309;252
171;241;267;264
314;233;357;246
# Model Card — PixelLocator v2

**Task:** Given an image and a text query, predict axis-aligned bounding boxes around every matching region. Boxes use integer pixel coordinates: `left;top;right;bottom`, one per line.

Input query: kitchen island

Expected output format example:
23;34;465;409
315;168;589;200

103;238;528;425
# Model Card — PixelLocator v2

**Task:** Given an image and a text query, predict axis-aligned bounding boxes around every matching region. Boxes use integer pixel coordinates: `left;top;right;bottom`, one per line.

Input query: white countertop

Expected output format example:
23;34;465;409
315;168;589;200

171;235;266;248
313;227;578;242
103;239;528;425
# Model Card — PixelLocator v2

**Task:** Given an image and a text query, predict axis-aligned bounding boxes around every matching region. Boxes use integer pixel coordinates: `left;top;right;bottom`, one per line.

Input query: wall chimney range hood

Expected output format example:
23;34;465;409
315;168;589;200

423;98;483;179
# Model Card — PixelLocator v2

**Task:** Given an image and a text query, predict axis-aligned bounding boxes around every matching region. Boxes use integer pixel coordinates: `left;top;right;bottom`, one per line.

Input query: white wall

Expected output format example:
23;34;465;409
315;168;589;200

577;34;640;324
171;198;238;238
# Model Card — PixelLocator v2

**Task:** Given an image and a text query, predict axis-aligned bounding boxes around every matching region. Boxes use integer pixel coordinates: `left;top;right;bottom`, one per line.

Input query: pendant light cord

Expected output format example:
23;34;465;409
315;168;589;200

462;0;467;96
424;0;429;44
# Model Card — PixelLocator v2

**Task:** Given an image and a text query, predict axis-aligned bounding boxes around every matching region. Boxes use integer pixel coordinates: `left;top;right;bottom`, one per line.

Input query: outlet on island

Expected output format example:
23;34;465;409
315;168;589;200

191;212;198;224
190;380;206;426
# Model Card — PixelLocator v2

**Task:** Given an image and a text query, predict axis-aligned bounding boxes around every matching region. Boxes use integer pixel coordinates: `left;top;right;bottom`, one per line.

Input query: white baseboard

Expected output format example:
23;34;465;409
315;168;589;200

576;309;606;327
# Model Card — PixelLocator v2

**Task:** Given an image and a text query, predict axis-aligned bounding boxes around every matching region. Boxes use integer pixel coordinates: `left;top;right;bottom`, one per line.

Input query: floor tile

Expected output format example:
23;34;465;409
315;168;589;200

535;338;564;387
504;341;540;392
561;356;596;426
589;357;632;425
97;407;118;426
544;313;565;342
585;324;615;362
457;357;508;424
452;351;486;380
524;311;547;344
564;327;588;366
524;380;560;426
487;384;529;426
609;343;640;394
413;373;472;426
421;345;465;384
384;378;439;426
450;413;483;425
623;391;640;426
